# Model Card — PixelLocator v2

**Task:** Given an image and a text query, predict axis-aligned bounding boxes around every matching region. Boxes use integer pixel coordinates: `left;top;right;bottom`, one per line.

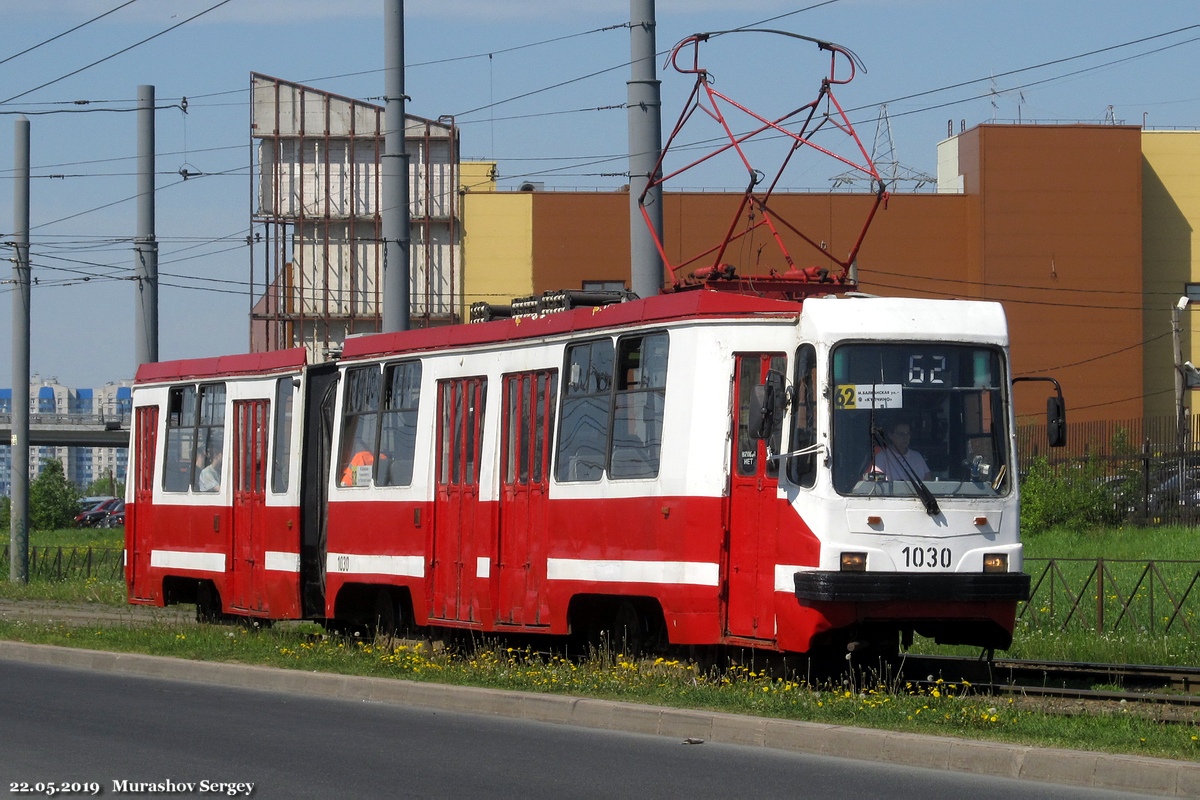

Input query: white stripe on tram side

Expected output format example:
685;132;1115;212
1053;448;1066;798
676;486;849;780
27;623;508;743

264;551;301;572
546;558;720;587
325;553;425;578
149;550;226;573
775;564;811;593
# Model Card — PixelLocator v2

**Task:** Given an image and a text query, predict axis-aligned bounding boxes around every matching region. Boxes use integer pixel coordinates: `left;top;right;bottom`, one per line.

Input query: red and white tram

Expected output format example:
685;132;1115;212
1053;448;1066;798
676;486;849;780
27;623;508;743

125;287;1060;655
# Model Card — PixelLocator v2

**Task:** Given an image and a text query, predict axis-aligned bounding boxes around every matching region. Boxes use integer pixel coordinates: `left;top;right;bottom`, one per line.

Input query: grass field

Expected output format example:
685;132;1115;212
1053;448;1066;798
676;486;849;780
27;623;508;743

26;526;123;550
1024;525;1200;561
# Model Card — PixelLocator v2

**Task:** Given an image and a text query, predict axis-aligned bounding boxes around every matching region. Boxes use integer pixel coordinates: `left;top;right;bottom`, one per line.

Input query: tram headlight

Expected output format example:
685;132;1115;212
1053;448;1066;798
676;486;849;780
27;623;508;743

840;552;867;572
982;553;1008;573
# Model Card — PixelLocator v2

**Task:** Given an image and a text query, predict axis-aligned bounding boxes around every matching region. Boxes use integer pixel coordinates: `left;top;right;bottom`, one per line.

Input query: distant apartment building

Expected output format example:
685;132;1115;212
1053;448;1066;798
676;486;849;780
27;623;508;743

0;376;132;496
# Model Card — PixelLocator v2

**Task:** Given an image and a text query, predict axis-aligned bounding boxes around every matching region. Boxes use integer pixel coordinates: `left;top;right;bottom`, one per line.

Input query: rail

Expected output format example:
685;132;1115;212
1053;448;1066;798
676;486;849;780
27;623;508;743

898;654;1200;718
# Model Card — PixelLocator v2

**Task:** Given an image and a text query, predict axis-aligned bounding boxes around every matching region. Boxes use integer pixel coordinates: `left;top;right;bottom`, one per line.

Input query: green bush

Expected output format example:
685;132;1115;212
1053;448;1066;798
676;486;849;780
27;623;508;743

28;459;81;531
1019;457;1119;533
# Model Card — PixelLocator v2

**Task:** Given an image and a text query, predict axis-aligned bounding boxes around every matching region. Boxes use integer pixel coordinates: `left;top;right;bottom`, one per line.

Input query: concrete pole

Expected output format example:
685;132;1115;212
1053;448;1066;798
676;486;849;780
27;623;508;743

10;116;30;583
381;0;411;332
1174;297;1189;449
134;84;158;366
628;0;664;299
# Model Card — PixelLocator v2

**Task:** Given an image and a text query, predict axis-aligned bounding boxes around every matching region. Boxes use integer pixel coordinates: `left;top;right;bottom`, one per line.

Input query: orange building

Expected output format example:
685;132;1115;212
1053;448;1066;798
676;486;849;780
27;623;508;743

462;123;1149;423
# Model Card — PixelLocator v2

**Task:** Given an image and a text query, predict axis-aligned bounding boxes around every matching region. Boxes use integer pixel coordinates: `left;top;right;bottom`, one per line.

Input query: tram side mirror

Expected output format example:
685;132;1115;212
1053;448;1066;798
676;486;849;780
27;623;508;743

748;371;786;440
1047;395;1066;448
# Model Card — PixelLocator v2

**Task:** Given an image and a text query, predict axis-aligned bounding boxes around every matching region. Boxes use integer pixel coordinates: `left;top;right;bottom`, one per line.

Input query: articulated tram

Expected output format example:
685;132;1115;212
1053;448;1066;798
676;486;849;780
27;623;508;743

125;288;1059;655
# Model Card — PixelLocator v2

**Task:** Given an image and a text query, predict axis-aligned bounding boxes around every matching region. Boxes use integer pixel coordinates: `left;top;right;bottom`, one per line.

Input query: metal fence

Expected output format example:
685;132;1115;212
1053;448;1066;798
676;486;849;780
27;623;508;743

1018;415;1200;526
0;546;124;582
1022;558;1200;636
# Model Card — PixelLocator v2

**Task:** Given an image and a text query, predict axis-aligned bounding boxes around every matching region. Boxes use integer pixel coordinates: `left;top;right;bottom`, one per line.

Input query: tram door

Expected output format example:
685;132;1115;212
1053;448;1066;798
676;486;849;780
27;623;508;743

431;377;487;622
231;399;269;612
128;405;158;601
724;353;786;640
496;371;557;626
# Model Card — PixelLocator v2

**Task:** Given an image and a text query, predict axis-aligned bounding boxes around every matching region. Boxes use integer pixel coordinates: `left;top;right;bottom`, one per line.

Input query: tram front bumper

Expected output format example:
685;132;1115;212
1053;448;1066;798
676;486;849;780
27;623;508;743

794;571;1030;604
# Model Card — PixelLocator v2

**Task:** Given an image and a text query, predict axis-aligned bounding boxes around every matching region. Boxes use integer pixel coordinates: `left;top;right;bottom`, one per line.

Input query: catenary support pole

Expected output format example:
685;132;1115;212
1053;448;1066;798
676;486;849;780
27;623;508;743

10;116;30;583
628;0;664;299
1173;297;1190;449
381;0;411;332
134;84;158;367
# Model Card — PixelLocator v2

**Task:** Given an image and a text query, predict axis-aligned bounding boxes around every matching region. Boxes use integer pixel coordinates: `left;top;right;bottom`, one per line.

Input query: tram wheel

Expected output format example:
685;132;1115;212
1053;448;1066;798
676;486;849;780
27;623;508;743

611;600;644;657
373;589;398;637
195;581;222;623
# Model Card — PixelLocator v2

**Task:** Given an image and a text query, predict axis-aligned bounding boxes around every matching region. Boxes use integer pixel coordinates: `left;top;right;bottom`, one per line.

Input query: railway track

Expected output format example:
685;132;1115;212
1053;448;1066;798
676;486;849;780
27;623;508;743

895;653;1200;719
0;598;192;627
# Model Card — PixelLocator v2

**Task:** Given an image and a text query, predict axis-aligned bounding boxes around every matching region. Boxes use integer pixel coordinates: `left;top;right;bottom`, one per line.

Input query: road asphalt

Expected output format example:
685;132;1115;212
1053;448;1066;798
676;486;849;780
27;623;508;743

0;640;1196;797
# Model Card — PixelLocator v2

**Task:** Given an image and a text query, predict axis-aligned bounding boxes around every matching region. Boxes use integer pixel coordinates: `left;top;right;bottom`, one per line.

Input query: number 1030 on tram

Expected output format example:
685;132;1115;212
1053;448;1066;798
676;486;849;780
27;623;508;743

124;289;1064;656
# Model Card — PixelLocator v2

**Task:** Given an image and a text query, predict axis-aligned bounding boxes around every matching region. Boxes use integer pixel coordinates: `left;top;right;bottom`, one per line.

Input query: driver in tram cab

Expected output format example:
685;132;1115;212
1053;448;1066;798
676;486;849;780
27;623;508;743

866;420;933;481
340;437;375;486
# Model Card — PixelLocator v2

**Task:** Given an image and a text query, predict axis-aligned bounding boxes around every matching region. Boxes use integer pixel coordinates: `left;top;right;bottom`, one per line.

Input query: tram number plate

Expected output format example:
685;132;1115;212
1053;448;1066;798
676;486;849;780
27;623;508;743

901;545;952;569
336;555;351;572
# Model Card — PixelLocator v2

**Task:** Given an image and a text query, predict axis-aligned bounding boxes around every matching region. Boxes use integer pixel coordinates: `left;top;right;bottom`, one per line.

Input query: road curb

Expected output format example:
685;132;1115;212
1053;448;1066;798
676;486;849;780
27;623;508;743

2;640;1197;796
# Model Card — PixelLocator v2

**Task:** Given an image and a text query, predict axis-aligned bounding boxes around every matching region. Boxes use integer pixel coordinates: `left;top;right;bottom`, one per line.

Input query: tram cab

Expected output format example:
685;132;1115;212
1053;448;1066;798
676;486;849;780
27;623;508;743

753;295;1040;652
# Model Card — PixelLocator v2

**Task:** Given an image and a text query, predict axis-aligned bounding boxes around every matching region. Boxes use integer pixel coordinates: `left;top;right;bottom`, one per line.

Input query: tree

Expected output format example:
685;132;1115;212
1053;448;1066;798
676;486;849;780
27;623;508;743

0;495;8;531
28;459;81;531
82;476;124;499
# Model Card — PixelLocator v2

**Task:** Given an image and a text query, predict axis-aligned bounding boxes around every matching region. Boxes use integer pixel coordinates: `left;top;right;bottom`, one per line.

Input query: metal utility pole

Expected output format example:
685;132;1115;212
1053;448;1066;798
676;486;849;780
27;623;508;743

1173;296;1191;448
134;85;158;366
10;116;30;583
628;0;664;300
381;0;411;332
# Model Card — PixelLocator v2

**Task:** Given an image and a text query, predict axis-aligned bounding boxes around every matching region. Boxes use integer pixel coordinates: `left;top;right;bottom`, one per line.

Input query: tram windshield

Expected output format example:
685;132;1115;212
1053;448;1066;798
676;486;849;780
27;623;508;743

829;343;1011;498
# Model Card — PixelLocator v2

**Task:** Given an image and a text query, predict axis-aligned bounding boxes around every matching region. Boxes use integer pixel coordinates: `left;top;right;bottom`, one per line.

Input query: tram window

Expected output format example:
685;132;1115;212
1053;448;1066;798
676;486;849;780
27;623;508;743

378;361;422;486
270;377;294;493
339;366;381;487
161;383;226;493
556;339;614;482
438;377;487;486
830;344;1010;497
610;333;669;479
788;345;818;487
736;355;786;478
162;386;197;492
533;372;557;480
194;384;226;492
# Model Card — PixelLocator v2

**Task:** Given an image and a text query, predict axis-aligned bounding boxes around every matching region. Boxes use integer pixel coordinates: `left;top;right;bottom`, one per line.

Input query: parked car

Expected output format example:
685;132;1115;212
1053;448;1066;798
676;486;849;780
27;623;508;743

74;497;121;527
1094;473;1141;519
100;505;125;529
1147;467;1200;515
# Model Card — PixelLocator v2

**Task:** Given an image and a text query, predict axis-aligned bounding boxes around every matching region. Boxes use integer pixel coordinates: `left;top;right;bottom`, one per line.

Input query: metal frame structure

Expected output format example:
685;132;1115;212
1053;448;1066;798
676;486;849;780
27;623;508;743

249;74;460;358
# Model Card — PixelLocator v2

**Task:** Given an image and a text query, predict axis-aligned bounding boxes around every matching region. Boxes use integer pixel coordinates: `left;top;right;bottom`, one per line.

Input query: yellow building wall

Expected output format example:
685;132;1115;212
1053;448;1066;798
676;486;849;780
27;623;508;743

460;187;534;319
460;161;498;193
1142;132;1200;419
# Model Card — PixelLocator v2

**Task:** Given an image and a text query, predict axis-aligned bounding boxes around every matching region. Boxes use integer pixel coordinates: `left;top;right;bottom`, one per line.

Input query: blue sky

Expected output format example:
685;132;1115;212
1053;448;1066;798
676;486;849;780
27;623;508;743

0;0;1198;388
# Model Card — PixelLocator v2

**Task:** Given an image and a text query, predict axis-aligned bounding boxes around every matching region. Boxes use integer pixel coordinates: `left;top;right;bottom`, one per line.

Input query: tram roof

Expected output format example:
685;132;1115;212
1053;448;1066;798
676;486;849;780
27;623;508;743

800;295;1009;345
342;288;805;361
134;347;308;385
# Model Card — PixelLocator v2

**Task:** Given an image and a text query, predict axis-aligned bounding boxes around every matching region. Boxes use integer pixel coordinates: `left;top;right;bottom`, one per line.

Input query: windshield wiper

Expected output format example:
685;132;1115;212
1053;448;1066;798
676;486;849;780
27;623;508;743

871;426;941;517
